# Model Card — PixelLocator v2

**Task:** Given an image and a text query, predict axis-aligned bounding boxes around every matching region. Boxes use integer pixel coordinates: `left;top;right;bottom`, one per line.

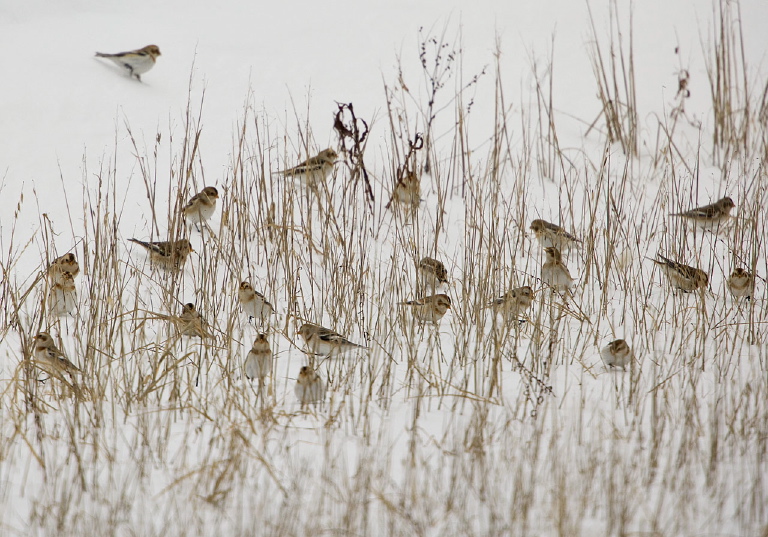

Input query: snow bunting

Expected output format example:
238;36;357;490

387;169;421;209
280;148;338;184
129;238;193;269
670;196;735;230
183;186;219;230
488;286;535;318
47;252;80;284
33;332;81;377
418;257;449;287
95;45;161;81
541;247;574;290
295;365;326;405
530;219;581;250
48;272;77;317
238;281;275;323
177;303;210;338
727;268;755;299
600;339;632;370
244;334;272;382
398;293;452;323
297;323;367;356
652;255;708;292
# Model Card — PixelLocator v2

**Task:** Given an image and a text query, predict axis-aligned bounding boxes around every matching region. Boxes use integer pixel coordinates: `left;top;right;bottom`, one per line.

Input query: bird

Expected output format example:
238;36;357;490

488;286;535;318
670;196;735;230
32;332;81;377
727;268;755;299
47;272;77;317
297;323;367;356
398;294;452;323
47;252;80;284
530;219;581;251
95;45;161;81
418;257;449;289
177;303;210;338
600;339;632;370
295;365;326;406
243;334;272;383
279;148;338;185
128;238;193;269
541;247;574;290
183;186;219;230
238;282;275;324
386;169;421;209
651;255;708;292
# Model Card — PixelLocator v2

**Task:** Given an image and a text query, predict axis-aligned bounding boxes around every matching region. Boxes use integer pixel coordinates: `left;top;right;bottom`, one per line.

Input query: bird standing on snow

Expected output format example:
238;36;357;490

651;255;708;293
297;323;367;356
128;238;193;270
670;196;735;230
488;286;535;319
530;219;581;251
238;282;275;324
183;186;219;231
398;293;452;323
295;365;326;406
727;268;755;299
279;148;338;185
541;247;574;291
95;45;161;81
33;332;81;377
600;339;632;370
244;334;272;384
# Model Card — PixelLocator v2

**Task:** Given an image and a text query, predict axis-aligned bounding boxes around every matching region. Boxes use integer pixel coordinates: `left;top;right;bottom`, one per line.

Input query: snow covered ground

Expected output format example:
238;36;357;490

1;0;768;535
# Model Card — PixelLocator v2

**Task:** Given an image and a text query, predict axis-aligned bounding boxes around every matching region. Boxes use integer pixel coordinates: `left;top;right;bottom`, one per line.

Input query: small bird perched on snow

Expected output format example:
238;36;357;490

47;252;80;284
33;332;81;377
670;196;735;230
727;268;755;299
238;281;275;324
295;365;326;406
488;286;535;319
398;293;452;323
418;257;449;289
177;303;210;338
651;255;708;293
95;45;161;81
244;334;272;384
541;247;574;290
600;339;632;370
280;148;338;185
530;219;581;251
297;323;367;356
48;272;77;317
183;186;219;231
128;238;193;270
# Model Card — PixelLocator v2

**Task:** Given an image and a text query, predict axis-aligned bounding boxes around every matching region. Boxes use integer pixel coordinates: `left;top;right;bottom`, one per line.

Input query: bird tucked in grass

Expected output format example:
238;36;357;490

670;196;735;231
297;323;367;356
651;255;708;292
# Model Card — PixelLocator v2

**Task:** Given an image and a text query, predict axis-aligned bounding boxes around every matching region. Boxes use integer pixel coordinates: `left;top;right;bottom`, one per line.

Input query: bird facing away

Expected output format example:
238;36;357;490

295;365;326;406
387;169;421;209
297;323;367;356
280;148;338;185
129;238;193;270
418;257;449;288
244;334;272;383
541;247;574;290
727;268;755;299
670;196;735;230
600;339;632;370
488;286;535;318
238;282;275;324
177;303;210;338
47;253;80;284
398;294;452;323
33;332;81;377
48;272;77;317
183;186;219;230
95;45;161;81
652;255;709;293
530;219;581;251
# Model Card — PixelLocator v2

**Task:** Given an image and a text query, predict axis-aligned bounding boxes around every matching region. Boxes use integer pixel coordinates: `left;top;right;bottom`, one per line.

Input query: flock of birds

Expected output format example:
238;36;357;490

30;45;757;404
